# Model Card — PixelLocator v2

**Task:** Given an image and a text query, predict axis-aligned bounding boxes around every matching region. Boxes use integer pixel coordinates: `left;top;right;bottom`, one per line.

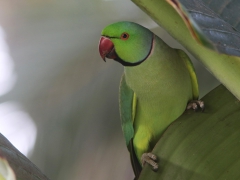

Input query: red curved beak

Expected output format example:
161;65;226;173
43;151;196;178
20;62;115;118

98;36;117;61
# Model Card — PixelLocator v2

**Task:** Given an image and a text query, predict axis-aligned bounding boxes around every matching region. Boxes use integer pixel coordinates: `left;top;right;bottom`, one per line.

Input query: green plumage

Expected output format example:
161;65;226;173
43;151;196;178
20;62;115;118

100;21;199;176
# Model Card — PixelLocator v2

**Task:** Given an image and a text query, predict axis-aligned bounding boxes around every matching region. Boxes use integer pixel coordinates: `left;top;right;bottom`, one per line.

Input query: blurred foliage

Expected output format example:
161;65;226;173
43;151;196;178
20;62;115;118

0;133;47;180
0;156;15;180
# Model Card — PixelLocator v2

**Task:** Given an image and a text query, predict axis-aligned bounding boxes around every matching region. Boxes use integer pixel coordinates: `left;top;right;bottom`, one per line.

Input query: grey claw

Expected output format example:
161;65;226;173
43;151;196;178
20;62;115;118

187;100;204;112
141;152;158;171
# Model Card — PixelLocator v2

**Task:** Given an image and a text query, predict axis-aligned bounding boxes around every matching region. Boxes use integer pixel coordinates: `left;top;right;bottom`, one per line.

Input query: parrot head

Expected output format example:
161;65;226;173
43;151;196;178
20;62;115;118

98;21;154;66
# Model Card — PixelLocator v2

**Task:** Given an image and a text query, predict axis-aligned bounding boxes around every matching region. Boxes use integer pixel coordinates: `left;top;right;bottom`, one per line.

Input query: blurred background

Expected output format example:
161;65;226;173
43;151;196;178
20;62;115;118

0;0;219;179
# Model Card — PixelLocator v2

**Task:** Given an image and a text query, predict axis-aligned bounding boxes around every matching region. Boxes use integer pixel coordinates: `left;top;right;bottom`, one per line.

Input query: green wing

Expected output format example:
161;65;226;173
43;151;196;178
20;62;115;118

119;74;136;149
120;74;141;178
177;49;199;99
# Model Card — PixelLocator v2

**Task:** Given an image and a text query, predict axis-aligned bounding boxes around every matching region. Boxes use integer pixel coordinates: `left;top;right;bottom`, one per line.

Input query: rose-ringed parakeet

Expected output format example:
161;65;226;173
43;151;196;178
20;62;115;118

98;21;203;178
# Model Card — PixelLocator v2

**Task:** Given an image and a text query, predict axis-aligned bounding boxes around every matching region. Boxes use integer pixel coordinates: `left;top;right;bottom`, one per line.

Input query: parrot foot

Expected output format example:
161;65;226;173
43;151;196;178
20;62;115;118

141;152;158;171
187;100;204;112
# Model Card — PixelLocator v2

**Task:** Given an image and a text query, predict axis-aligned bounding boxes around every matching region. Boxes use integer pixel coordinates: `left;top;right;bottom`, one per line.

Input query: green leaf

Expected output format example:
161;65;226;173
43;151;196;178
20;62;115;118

131;0;240;100
139;85;240;180
201;0;240;32
166;0;240;56
165;0;214;50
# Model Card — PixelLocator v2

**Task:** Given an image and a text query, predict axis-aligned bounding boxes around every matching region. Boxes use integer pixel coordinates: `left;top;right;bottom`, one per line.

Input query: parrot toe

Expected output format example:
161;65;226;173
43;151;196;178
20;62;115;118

187;100;205;112
141;152;158;171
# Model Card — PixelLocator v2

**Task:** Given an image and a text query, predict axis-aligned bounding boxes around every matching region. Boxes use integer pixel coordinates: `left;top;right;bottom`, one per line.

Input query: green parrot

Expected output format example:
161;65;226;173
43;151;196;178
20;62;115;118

98;21;203;178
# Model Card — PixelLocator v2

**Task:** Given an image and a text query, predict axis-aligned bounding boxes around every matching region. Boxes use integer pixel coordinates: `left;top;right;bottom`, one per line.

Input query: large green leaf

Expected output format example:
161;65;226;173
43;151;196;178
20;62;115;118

139;85;240;179
166;0;240;56
132;0;240;100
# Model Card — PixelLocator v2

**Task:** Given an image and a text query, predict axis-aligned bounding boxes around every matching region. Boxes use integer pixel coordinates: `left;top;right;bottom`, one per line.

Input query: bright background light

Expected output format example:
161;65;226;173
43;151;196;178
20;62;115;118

0;25;36;157
0;27;16;96
0;102;37;156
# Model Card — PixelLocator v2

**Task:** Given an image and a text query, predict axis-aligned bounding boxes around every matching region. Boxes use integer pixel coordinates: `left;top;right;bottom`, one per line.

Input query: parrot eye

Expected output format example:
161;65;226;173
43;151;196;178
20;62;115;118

120;32;129;40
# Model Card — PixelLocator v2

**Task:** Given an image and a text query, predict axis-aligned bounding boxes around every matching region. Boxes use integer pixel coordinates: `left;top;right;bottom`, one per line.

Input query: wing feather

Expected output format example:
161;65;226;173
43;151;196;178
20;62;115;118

119;74;136;149
177;49;199;100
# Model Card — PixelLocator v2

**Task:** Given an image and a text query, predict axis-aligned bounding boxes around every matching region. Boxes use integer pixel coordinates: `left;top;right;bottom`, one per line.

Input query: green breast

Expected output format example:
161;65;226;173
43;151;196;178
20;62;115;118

124;36;192;143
